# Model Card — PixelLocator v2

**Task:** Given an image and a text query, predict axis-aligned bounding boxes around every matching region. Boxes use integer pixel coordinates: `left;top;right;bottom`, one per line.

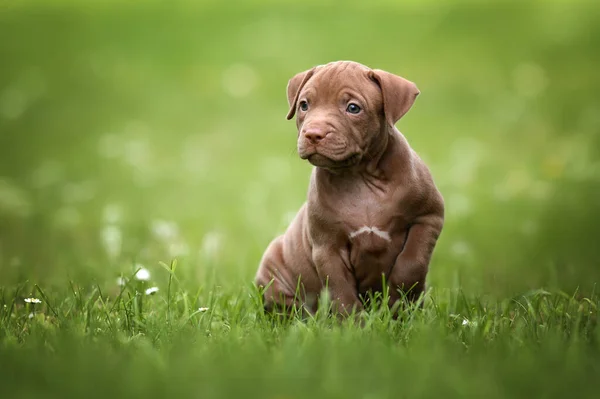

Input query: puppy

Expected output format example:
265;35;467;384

255;61;444;316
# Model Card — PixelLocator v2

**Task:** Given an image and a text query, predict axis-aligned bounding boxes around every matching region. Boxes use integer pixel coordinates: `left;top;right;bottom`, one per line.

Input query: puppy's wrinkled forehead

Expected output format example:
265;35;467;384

287;60;419;124
301;62;381;106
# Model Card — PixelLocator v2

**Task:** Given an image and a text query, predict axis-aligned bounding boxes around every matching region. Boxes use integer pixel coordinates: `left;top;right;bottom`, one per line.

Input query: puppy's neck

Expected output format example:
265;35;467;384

362;125;393;176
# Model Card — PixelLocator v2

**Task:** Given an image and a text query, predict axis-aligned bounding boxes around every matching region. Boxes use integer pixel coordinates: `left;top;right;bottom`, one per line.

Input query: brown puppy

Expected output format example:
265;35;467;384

255;61;444;316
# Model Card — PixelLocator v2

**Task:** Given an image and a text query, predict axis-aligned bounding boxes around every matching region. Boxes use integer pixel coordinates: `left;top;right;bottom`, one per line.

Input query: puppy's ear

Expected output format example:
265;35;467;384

369;69;420;127
286;67;316;120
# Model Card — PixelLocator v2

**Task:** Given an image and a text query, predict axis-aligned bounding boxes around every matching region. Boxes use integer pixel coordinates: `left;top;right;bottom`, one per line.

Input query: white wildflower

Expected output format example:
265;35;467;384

24;298;42;304
28;313;34;319
462;319;478;327
135;266;151;281
145;287;159;295
116;277;127;287
198;307;209;312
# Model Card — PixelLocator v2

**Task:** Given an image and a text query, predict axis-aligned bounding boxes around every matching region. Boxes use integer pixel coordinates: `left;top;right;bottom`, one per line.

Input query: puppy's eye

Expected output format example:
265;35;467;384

346;103;361;114
299;101;309;112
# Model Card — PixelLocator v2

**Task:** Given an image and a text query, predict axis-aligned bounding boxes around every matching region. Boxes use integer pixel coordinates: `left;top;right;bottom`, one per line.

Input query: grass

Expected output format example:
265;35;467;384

1;273;598;398
1;0;600;397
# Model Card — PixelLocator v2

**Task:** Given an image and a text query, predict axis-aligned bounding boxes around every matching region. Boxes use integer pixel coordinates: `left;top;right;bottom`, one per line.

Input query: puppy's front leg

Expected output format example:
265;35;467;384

388;213;443;304
312;246;362;316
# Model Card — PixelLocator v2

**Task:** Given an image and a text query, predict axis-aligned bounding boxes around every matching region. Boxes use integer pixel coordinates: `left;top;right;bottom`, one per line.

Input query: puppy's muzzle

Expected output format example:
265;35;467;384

302;127;330;145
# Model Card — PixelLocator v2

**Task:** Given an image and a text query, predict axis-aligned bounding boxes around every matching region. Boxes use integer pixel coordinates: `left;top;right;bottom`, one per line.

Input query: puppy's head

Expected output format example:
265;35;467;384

286;61;420;170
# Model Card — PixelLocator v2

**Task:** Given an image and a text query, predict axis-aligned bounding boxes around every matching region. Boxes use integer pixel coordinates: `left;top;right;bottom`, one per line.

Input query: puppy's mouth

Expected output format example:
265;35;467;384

297;134;362;169
303;152;362;169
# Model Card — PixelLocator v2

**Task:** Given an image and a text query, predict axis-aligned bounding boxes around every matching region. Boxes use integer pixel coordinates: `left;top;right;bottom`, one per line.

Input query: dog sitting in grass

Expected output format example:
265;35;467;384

255;61;444;316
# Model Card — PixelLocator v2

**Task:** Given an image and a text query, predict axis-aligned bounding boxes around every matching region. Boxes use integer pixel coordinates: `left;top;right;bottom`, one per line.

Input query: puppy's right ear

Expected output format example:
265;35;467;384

286;67;316;120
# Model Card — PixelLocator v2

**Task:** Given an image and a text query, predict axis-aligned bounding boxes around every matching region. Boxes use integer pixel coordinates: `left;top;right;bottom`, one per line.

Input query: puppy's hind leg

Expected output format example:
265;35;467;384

254;237;306;320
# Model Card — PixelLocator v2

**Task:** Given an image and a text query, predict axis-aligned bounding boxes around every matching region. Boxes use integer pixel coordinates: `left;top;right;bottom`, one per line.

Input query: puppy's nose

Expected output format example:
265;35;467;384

303;128;326;144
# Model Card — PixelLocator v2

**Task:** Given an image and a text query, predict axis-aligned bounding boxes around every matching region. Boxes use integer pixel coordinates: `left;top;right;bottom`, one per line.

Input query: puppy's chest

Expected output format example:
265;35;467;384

346;215;400;255
336;191;408;253
344;203;407;275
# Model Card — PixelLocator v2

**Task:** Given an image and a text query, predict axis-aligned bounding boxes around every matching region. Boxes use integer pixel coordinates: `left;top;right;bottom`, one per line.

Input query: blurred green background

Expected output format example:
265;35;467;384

1;0;599;297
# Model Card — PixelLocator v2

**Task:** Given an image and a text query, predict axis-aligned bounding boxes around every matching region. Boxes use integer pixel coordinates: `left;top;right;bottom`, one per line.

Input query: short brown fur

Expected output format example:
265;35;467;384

255;61;444;316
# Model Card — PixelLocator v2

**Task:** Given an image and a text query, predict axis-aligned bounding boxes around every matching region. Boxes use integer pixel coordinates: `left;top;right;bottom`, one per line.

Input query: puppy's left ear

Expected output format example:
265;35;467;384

369;69;420;127
286;67;316;120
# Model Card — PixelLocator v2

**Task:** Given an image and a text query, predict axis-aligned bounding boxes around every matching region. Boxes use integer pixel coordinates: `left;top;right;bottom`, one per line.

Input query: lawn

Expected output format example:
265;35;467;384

1;0;599;398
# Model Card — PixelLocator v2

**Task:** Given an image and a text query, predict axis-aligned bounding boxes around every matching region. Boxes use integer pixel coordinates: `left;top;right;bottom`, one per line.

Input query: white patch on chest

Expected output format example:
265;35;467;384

349;226;391;242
